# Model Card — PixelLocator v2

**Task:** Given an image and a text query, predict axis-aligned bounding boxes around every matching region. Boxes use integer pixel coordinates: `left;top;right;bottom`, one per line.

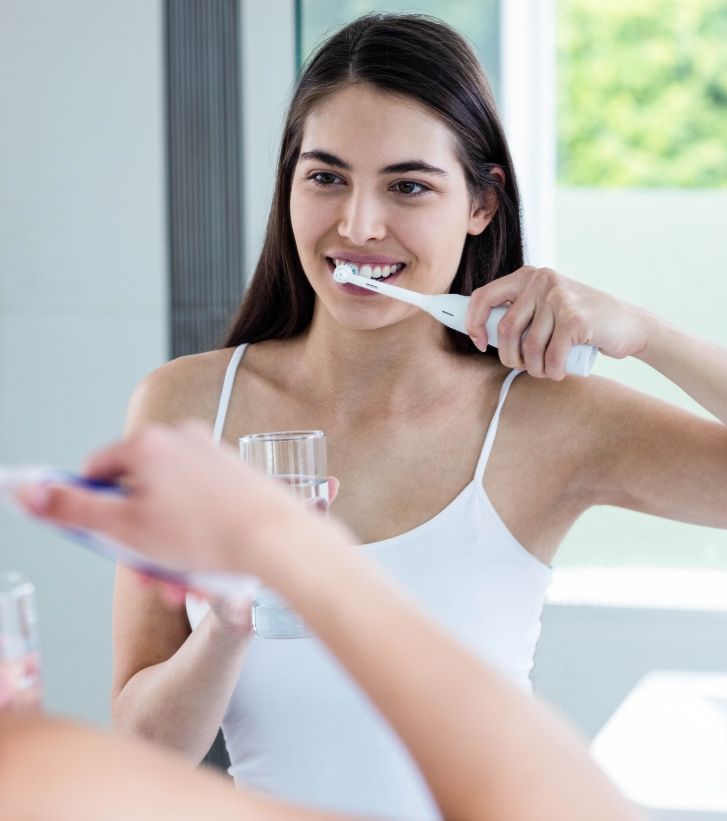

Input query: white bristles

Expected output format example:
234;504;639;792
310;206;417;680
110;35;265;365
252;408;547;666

333;263;358;283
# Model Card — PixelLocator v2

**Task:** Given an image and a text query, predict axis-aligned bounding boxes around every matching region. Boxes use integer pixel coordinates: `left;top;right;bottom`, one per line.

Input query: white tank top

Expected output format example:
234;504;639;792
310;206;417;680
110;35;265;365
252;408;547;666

188;343;552;820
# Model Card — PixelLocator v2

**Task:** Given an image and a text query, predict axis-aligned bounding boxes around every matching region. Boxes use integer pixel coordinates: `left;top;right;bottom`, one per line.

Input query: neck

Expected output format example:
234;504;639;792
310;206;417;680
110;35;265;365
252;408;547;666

292;301;459;419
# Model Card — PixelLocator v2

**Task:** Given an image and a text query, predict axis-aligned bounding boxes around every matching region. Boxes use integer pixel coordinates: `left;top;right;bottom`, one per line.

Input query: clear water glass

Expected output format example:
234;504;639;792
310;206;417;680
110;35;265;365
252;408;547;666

0;571;42;711
239;430;328;638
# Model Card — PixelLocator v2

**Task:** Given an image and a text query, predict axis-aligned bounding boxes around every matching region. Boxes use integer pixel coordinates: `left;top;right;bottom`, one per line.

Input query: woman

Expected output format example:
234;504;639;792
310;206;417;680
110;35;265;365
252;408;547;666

112;12;727;819
9;423;641;821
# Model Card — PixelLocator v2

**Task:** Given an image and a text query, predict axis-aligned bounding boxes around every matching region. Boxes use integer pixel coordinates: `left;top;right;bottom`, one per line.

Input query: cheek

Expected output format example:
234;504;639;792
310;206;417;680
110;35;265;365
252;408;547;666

289;188;309;243
438;203;475;256
290;189;336;251
398;206;470;262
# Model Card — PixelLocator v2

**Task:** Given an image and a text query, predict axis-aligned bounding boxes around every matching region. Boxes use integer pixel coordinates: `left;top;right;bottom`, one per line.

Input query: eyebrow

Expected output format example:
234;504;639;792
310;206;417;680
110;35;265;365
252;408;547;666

380;160;447;176
299;150;351;170
298;150;448;176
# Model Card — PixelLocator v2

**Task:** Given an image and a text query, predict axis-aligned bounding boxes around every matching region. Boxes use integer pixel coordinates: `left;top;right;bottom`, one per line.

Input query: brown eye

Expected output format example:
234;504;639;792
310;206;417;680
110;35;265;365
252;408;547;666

310;172;343;186
392;180;429;196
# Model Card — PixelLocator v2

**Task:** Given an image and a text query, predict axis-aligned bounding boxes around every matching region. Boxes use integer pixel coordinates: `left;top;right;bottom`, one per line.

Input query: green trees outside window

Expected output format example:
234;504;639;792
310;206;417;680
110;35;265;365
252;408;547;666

558;0;727;188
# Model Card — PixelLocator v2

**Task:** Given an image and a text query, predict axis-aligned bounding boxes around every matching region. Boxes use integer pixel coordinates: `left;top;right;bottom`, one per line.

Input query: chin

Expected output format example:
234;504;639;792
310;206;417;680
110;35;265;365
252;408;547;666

328;304;403;332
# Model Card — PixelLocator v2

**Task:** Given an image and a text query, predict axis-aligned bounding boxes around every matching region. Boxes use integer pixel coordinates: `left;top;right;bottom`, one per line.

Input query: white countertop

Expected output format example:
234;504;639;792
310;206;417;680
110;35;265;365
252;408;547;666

592;671;727;818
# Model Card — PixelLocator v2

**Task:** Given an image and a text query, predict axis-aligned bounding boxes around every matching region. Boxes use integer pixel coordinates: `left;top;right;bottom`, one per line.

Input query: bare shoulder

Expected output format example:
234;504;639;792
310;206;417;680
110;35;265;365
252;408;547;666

126;348;238;433
495;371;663;482
508;370;661;429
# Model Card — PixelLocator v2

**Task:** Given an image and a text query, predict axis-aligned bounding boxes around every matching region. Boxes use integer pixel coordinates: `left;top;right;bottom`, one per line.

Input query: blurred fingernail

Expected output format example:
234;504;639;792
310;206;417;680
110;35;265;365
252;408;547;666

20;485;51;513
470;336;487;352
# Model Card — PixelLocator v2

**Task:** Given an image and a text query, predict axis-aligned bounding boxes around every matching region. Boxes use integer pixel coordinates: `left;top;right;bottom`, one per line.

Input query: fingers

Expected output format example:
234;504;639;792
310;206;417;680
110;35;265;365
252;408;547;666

466;267;584;378
208;594;253;634
465;271;524;350
495;298;534;369
16;481;130;533
327;476;340;504
133;572;189;609
157;581;189;608
82;422;209;483
82;435;143;483
520;307;555;377
543;323;573;381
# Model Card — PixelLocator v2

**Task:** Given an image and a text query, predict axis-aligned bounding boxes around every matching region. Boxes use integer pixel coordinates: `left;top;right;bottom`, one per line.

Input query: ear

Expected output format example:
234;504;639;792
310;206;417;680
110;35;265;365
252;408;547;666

467;166;506;236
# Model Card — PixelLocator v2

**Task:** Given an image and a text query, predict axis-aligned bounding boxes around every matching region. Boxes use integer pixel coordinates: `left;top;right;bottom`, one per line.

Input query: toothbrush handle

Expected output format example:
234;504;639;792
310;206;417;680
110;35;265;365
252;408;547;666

424;295;597;376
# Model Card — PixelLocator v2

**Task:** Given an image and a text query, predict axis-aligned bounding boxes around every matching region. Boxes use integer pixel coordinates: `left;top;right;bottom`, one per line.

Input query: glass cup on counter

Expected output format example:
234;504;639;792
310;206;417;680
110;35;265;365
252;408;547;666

239;430;328;639
0;571;42;711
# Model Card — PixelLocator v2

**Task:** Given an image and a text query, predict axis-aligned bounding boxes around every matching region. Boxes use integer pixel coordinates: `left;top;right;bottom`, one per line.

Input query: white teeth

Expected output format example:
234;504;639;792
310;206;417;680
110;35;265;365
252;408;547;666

332;259;403;278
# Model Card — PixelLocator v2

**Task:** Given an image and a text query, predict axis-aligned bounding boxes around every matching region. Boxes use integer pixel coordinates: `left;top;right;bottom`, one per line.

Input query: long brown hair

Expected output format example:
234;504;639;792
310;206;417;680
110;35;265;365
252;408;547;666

224;13;523;355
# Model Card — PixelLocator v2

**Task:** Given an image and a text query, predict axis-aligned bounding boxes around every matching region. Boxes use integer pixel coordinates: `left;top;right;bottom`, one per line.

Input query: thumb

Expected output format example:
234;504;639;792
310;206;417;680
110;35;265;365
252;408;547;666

327;476;340;504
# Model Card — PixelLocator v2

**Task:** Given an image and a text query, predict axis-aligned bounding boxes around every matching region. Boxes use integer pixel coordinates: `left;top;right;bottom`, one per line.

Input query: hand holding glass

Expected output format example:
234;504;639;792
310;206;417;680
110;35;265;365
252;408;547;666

239;431;328;638
0;571;42;711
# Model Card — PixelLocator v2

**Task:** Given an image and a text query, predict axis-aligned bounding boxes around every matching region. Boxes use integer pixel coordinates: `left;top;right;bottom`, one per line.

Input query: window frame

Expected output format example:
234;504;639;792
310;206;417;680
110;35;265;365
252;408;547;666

500;0;556;266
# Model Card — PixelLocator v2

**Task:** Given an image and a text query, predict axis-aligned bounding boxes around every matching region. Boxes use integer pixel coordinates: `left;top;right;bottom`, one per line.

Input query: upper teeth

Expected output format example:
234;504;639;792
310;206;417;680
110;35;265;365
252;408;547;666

334;259;402;278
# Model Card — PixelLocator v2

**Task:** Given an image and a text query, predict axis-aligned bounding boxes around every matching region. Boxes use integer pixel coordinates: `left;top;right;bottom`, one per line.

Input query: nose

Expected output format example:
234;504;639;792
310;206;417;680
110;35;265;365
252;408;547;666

337;189;387;245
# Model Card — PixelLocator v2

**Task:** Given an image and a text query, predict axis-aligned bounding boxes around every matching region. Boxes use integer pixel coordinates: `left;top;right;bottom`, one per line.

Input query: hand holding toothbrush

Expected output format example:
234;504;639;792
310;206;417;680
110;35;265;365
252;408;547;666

465;266;650;380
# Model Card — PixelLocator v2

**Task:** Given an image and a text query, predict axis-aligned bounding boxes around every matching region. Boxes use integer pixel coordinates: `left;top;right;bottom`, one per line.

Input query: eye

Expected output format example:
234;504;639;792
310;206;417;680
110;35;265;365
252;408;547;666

308;171;344;187
391;180;430;197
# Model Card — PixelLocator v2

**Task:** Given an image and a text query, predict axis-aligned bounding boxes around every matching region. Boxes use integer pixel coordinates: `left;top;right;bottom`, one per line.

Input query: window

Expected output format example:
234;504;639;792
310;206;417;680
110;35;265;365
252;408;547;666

555;0;727;568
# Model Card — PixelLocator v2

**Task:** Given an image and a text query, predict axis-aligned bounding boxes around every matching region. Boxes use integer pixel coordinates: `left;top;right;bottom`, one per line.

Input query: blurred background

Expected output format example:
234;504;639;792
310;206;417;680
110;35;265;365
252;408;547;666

1;0;726;787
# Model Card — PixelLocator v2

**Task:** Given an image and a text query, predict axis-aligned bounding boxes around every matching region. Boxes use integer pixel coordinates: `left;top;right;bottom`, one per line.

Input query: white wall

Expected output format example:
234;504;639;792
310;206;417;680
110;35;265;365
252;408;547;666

0;0;167;724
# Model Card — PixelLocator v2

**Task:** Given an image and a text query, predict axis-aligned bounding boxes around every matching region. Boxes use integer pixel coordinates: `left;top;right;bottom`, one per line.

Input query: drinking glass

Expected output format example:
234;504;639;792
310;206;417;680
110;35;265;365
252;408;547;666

0;571;42;711
239;430;328;638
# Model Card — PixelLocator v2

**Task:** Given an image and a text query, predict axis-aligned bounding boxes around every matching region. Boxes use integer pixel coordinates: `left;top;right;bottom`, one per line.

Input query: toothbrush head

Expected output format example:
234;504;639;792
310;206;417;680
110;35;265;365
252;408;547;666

333;263;358;283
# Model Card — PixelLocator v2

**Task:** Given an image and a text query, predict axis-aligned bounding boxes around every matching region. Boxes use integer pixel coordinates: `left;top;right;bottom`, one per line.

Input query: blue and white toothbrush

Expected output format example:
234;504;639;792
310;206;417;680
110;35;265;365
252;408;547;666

334;263;597;377
0;467;260;598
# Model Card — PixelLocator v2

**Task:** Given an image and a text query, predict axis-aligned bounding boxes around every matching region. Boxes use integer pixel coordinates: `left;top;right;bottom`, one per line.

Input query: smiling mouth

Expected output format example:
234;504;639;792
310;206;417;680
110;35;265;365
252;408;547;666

327;258;406;280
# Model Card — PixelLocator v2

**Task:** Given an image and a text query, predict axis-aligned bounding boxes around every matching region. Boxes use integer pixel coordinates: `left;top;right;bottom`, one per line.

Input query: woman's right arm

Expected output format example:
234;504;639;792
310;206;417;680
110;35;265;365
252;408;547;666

111;569;249;762
111;356;251;762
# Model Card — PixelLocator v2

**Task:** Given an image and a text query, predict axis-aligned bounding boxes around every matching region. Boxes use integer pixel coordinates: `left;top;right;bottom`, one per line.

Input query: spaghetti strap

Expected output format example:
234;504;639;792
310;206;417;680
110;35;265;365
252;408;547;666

212;344;248;445
473;369;523;484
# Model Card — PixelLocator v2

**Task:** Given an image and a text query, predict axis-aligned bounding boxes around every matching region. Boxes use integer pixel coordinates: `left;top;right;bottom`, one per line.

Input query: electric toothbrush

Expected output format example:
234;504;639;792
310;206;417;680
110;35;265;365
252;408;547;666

334;264;598;377
0;467;260;598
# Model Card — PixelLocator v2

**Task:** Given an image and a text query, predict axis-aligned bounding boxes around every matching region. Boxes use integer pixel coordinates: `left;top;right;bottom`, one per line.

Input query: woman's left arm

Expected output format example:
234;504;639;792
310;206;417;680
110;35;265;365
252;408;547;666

636;312;727;425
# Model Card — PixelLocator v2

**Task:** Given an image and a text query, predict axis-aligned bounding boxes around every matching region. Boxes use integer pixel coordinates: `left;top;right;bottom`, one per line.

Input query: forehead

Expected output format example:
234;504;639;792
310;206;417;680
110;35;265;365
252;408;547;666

300;84;461;169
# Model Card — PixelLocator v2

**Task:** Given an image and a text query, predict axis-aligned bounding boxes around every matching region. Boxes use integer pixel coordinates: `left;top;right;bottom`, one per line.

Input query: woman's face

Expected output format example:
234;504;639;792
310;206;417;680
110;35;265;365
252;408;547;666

290;84;494;332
